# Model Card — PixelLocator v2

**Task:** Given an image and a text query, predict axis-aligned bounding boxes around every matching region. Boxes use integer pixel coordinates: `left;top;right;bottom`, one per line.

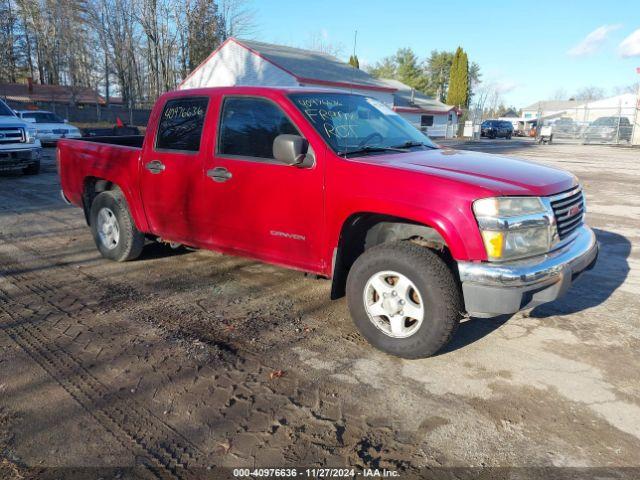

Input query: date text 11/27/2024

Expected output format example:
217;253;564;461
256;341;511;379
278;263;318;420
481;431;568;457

232;468;401;477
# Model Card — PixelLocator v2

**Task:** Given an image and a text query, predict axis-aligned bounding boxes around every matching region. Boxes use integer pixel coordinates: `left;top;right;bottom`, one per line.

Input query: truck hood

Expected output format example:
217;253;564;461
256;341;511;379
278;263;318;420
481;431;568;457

0;115;28;128
364;147;577;196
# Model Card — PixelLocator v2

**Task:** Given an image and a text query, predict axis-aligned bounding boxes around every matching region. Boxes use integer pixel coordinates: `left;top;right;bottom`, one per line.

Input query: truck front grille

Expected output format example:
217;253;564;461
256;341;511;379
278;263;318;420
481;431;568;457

550;187;584;240
0;127;25;144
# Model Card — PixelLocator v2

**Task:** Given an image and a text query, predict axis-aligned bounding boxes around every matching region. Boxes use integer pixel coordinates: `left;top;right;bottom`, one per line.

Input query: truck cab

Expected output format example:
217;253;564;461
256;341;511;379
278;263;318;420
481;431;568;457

0;98;42;175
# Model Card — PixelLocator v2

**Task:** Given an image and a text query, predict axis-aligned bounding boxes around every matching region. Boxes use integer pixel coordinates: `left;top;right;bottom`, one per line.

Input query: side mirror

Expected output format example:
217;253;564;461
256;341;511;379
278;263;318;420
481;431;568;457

273;134;310;166
64;119;69;123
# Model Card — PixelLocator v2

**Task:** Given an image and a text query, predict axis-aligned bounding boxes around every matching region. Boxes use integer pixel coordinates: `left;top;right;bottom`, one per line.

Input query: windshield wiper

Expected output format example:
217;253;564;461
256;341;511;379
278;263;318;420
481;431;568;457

337;145;408;156
390;140;437;149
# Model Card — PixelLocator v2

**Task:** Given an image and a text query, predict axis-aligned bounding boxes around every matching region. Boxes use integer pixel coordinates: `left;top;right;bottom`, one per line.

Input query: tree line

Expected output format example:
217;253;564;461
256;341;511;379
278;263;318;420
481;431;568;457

367;46;481;108
0;0;254;106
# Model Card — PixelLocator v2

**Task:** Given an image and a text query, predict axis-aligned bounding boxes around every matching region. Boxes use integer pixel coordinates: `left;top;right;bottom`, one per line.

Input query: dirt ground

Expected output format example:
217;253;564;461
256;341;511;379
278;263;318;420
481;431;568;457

1;140;639;479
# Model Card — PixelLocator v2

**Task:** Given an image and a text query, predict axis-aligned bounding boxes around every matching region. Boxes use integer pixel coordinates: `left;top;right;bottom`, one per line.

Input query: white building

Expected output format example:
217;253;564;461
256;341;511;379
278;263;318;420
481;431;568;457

522;94;637;124
178;38;459;137
521;100;582;120
379;79;460;137
179;37;396;106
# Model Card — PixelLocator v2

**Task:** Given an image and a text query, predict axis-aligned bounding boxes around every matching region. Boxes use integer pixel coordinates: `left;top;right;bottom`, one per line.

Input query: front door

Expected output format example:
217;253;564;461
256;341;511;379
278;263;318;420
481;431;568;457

139;96;211;245
198;95;325;272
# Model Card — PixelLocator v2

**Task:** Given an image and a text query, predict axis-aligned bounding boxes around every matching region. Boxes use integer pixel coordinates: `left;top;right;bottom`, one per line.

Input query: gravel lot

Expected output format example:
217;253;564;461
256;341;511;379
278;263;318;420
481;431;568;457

0;140;639;479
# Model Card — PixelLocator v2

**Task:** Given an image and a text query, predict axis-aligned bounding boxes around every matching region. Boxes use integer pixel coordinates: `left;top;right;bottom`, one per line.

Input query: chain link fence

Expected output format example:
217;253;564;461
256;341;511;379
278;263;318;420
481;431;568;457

536;104;637;145
2;99;152;126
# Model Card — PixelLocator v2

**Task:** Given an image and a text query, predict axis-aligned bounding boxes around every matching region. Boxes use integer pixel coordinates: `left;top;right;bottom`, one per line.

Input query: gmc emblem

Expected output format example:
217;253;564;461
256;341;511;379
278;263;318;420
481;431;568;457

568;205;581;217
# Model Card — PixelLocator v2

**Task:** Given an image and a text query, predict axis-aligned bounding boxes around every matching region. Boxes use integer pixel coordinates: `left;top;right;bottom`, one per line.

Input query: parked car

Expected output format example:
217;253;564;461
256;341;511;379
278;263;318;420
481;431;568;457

583;116;632;143
550;117;579;138
16;110;82;146
480;120;513;139
58;87;598;359
0;99;42;174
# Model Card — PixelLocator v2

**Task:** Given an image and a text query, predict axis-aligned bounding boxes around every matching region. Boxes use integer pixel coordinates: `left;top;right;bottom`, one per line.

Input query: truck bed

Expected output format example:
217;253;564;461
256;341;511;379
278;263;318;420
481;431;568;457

57;137;149;233
74;135;145;148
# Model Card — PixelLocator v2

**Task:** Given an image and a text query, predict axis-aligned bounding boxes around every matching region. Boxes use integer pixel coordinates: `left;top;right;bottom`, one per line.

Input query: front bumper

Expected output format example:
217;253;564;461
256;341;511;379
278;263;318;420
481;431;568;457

0;147;42;171
457;226;598;317
38;133;81;143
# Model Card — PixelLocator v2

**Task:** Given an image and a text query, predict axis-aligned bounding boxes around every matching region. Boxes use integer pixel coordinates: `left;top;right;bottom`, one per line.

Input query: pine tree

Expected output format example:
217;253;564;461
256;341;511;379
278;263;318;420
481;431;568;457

348;54;360;69
395;48;428;92
187;0;223;71
446;47;469;108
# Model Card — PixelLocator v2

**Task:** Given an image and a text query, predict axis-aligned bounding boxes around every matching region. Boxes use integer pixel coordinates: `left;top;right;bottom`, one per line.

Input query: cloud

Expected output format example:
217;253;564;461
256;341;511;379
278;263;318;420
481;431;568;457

619;28;640;57
493;80;519;94
567;24;622;56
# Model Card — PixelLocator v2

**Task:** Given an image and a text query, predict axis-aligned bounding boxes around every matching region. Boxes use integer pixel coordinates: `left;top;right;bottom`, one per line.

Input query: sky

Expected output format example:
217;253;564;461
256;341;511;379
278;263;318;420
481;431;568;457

246;0;640;108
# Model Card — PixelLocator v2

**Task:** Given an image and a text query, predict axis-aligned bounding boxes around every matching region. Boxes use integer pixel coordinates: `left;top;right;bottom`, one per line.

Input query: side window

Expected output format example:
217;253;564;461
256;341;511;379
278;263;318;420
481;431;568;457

218;97;299;159
421;115;434;127
156;97;209;152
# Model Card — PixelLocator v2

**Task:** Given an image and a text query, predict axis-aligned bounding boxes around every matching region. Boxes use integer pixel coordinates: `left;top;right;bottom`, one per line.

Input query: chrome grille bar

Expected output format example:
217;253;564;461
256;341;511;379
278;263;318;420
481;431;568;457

550;186;584;240
0;127;25;144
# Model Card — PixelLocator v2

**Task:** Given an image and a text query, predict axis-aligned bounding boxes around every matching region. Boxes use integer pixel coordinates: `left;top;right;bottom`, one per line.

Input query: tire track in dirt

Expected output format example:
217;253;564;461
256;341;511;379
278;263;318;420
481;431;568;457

1;195;435;472
3;318;201;479
0;245;207;478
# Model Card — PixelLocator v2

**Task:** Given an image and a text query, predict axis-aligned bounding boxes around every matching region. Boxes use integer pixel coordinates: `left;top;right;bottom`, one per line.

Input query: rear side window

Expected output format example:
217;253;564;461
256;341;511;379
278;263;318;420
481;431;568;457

218;97;298;160
156;97;209;152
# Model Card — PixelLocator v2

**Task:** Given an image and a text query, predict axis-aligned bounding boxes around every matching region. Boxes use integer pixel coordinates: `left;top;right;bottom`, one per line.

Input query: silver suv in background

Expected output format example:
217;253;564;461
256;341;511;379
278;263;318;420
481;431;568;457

16;110;82;146
0;98;42;175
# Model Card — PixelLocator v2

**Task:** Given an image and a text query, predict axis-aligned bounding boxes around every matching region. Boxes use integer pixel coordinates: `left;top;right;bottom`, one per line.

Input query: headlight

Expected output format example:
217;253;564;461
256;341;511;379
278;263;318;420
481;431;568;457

473;197;546;217
473;197;553;261
25;127;37;143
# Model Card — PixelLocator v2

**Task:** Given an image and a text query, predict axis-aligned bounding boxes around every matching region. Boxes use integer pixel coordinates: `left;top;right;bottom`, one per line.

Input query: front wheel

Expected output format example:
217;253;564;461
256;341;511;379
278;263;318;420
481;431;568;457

346;241;463;359
90;190;145;262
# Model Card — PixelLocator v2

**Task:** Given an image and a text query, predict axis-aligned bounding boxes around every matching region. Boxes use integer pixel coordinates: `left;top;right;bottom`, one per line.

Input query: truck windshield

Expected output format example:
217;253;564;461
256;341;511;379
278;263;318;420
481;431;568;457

21;112;64;123
288;93;437;156
0;100;15;117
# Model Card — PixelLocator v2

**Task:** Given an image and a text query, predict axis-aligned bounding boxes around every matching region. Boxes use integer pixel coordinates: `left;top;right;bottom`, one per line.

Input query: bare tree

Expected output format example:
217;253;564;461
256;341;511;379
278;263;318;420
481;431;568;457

611;83;639;96
0;0;21;82
2;0;257;107
551;88;568;101
306;31;344;57
218;0;256;39
574;86;605;102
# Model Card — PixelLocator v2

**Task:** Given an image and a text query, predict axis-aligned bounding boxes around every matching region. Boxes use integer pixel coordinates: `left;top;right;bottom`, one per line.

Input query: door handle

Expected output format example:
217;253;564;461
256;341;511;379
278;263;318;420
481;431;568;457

145;160;165;174
207;167;232;183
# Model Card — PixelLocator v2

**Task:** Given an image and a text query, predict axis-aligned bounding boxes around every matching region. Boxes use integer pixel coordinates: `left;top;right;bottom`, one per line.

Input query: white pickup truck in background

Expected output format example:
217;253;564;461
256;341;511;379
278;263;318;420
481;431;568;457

0;98;42;175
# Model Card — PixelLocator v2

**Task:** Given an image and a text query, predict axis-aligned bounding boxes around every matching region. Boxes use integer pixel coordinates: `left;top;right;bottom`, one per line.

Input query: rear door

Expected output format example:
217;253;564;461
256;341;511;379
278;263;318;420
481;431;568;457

197;95;325;272
139;96;211;244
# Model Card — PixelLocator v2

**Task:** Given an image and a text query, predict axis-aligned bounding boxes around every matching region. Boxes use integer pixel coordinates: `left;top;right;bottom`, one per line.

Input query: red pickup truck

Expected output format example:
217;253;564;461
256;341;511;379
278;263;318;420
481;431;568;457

58;87;598;358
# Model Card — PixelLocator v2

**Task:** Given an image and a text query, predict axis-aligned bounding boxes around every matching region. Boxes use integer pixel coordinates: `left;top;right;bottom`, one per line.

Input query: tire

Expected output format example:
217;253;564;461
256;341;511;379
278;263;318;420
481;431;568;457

22;161;40;175
89;190;145;262
346;241;463;359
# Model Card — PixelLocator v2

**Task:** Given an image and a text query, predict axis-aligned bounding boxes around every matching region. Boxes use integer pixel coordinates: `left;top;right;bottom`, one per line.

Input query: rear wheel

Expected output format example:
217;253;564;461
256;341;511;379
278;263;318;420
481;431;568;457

89;190;144;262
346;241;463;359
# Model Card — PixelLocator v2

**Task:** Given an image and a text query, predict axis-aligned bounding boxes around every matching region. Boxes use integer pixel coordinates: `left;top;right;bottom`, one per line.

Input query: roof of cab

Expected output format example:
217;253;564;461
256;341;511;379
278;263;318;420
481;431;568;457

163;85;366;98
